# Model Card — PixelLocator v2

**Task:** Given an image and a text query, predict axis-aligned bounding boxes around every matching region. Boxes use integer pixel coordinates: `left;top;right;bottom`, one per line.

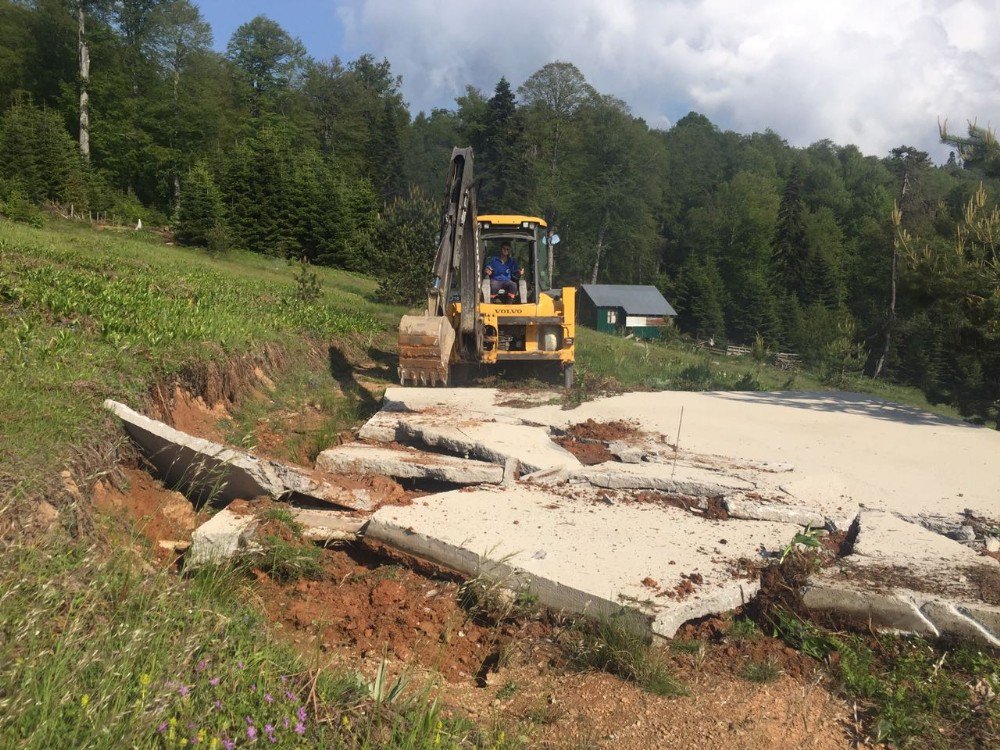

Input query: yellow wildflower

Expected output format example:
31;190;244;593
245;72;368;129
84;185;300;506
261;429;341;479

139;673;151;687
80;694;90;708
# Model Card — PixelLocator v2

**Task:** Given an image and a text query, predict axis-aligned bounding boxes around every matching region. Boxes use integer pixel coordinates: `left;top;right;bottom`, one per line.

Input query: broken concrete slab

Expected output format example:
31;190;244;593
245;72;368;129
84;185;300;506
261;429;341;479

803;580;1000;647
188;508;258;566
723;495;830;529
849;510;995;577
316;442;503;485
527;390;1000;523
104;400;373;511
384;417;579;474
366;484;797;638
802;510;1000;646
571;460;754;495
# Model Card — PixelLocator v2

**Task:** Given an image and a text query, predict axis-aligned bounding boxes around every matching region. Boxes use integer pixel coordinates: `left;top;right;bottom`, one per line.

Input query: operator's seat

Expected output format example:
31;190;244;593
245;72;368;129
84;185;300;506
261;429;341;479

481;278;528;304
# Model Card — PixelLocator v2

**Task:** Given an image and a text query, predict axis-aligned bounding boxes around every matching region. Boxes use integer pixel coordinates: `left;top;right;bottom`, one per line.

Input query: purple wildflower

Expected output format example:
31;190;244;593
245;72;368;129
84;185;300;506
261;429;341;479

178;685;190;698
209;676;220;687
296;706;307;722
264;693;273;704
245;716;254;726
222;739;235;750
247;725;257;741
196;659;207;672
237;661;245;670
283;717;290;729
157;721;168;734
214;700;223;711
294;722;306;736
251;683;257;693
265;724;277;743
285;691;297;702
280;675;288;684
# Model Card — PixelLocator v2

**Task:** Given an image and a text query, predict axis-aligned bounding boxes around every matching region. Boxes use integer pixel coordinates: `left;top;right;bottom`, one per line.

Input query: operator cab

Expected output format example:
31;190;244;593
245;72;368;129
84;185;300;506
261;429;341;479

477;215;549;304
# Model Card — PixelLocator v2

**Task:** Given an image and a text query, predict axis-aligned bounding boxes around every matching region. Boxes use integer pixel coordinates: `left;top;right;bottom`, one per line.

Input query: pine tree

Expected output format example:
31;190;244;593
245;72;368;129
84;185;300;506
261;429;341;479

479;77;534;212
771;165;808;300
175;162;225;248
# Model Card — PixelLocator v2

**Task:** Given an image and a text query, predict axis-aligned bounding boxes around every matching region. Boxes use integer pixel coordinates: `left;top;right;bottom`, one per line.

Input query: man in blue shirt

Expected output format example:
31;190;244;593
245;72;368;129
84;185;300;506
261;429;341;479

485;241;520;300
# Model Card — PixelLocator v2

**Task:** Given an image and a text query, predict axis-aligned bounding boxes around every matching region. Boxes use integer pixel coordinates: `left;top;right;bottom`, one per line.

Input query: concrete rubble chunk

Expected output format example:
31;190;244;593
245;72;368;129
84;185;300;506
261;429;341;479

188;508;258;566
316;442;503;485
292;508;368;543
366;484;796;638
103;399;373;511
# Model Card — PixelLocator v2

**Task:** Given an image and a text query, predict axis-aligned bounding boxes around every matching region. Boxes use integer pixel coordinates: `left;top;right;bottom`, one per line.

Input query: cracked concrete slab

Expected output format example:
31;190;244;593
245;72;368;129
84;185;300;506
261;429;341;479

316;442;504;484
104;400;374;511
350;387;1000;642
366;484;796;638
571;460;755;495
374;387;1000;525
358;406;579;473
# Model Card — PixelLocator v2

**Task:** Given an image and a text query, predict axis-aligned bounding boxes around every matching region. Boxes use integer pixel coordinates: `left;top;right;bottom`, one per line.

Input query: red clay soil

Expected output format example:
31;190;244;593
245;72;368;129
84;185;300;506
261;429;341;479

555;436;615;465
564;419;640;442
256;543;544;682
166;385;230;442
555;419;644;465
91;468;201;562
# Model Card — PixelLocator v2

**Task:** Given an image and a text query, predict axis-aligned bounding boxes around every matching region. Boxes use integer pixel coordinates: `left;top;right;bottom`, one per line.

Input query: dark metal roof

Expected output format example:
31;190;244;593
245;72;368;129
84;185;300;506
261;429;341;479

579;285;677;316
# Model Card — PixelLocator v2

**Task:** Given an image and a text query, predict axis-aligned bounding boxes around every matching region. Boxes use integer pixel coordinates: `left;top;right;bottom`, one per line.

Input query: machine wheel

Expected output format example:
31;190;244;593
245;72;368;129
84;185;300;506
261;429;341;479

563;364;575;389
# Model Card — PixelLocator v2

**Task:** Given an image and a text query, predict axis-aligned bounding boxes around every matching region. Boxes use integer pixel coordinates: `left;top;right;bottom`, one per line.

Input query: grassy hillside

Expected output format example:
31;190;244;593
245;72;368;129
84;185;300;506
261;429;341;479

0;219;403;492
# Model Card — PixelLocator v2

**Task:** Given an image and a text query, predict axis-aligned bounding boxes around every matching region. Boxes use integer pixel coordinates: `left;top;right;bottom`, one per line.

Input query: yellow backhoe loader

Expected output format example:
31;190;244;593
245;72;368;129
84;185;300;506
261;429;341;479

398;147;576;387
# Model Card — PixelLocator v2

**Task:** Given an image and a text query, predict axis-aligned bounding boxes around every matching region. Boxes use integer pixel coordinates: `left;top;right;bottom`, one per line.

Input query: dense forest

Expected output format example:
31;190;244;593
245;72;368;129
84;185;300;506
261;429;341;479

0;1;997;426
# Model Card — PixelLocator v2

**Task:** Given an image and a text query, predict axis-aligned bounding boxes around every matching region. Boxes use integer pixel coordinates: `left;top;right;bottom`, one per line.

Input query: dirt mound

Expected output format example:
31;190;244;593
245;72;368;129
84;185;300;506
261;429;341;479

91;468;201;561
565;419;640;442
257;544;513;681
555;437;615;465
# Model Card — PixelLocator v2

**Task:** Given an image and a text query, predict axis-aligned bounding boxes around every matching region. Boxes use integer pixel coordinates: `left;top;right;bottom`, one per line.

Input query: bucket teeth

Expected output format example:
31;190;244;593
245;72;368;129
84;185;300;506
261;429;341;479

398;314;455;388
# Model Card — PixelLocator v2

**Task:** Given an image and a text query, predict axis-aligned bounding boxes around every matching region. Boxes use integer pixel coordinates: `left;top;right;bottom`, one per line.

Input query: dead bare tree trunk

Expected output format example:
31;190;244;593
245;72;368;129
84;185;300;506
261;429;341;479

590;220;608;284
874;178;909;379
872;239;897;378
77;1;90;161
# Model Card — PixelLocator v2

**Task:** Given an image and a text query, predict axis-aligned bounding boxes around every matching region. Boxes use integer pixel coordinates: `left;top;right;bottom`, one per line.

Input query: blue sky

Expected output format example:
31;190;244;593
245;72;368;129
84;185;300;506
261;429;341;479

197;0;348;61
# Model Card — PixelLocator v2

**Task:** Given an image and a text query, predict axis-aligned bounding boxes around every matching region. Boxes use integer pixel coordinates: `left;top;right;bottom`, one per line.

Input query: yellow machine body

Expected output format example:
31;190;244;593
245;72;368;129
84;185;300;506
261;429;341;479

397;149;576;386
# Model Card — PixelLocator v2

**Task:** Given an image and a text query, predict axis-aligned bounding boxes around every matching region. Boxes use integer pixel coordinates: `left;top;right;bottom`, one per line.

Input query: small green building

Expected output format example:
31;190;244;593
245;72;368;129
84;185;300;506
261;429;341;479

577;284;677;340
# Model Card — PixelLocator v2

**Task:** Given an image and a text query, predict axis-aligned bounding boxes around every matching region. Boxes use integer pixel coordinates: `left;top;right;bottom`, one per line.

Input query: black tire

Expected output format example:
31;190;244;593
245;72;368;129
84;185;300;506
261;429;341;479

563;363;575;389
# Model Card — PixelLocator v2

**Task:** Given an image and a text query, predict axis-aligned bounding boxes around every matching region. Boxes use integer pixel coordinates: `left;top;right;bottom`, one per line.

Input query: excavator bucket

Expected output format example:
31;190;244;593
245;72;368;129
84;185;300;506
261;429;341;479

398;315;456;386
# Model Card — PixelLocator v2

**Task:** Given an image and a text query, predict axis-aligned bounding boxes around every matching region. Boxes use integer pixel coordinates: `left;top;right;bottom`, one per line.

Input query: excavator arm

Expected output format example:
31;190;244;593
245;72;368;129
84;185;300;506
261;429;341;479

398;147;483;385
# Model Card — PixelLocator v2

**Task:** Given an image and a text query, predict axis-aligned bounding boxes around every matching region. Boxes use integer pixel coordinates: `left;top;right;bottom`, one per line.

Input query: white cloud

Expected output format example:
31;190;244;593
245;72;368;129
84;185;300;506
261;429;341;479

336;0;1000;160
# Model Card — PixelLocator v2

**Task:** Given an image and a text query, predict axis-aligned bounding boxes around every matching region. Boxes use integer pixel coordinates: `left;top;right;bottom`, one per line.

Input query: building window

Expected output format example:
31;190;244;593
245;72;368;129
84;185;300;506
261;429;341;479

607;310;617;324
